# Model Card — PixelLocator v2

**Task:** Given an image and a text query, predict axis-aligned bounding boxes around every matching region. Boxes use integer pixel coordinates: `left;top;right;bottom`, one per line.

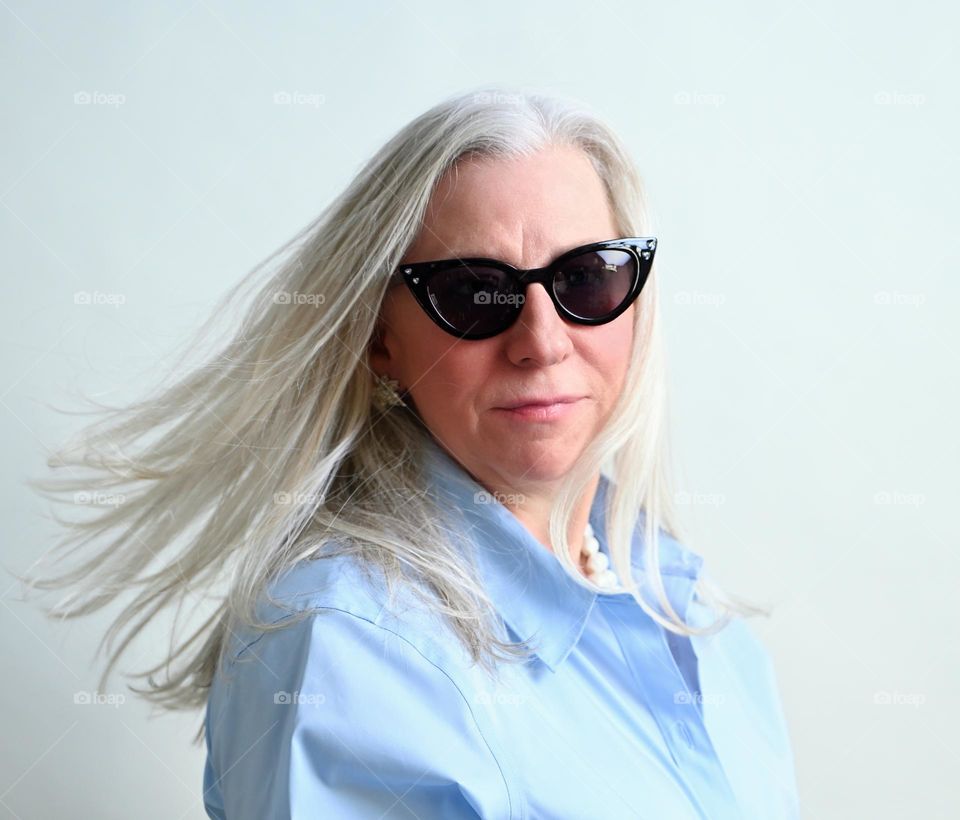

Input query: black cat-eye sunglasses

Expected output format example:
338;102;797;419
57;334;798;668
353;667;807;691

390;236;657;340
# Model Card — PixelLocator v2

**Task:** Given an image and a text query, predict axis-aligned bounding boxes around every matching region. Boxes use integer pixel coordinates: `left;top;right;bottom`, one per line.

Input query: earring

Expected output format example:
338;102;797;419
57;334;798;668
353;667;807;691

372;373;406;411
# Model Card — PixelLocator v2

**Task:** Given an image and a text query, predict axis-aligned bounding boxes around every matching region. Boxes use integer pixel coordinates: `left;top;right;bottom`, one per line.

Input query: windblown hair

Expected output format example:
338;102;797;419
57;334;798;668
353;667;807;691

23;84;767;739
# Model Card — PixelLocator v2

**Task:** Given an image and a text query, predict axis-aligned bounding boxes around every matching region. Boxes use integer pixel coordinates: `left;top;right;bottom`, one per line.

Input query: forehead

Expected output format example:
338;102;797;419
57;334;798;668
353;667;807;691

405;144;618;267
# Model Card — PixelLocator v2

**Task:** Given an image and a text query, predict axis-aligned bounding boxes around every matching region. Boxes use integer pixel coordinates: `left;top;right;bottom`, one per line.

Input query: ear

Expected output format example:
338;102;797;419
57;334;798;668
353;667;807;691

368;318;392;378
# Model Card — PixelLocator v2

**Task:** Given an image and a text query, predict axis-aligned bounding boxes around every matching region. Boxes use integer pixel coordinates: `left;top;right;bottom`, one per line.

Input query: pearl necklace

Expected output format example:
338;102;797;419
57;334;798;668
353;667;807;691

581;522;619;589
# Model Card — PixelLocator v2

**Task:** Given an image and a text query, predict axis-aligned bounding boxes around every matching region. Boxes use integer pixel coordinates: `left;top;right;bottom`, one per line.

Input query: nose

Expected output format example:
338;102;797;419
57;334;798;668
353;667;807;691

502;283;573;366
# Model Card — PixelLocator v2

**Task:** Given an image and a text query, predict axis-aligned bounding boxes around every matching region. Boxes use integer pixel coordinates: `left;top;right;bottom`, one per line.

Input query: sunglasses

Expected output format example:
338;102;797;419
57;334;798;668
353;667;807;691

391;236;657;340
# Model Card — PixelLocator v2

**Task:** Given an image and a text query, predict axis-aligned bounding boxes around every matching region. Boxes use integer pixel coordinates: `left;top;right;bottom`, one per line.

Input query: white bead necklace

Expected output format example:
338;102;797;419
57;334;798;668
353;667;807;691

580;522;619;589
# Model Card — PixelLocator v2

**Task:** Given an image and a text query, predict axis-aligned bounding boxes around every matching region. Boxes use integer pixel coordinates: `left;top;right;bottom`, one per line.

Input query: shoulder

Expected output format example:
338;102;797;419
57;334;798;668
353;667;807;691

205;553;521;818
223;549;472;673
689;597;777;676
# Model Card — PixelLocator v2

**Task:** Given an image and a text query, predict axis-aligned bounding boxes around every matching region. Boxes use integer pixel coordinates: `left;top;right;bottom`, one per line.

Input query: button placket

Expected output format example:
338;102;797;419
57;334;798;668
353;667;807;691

599;596;743;818
601;598;695;762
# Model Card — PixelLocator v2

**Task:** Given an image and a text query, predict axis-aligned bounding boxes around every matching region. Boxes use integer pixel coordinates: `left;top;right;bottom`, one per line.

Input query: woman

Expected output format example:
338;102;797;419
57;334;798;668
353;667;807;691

29;87;800;818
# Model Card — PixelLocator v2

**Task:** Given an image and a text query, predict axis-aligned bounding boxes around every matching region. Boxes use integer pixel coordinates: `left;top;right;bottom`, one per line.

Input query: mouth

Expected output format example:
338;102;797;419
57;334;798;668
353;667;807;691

497;395;583;410
493;396;584;422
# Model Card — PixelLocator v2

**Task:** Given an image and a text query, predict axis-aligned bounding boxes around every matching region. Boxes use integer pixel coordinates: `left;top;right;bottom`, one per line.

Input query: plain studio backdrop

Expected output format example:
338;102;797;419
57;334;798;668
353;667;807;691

1;2;957;818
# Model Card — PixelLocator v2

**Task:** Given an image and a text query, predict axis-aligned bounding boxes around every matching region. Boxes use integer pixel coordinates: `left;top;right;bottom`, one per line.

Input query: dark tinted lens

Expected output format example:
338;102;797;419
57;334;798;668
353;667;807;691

554;249;637;319
426;264;521;335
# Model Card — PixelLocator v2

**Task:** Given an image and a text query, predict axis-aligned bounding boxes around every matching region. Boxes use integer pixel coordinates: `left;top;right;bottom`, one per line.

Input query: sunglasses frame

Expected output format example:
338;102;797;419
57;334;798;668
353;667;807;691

391;236;658;340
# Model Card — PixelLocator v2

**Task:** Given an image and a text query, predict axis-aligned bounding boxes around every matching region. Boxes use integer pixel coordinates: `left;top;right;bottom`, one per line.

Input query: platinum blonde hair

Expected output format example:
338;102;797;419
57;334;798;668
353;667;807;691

23;84;767;738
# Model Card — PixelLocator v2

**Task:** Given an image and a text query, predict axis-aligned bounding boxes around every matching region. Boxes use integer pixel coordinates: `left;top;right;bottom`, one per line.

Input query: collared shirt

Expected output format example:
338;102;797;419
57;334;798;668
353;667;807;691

202;435;801;819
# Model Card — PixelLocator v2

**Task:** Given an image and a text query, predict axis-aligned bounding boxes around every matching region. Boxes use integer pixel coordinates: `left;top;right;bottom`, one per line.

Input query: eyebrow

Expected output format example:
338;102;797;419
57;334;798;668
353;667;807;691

433;239;605;265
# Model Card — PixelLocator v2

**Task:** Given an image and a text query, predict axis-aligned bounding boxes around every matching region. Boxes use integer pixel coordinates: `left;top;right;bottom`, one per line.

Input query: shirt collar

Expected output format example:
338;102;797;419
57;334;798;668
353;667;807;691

420;435;706;672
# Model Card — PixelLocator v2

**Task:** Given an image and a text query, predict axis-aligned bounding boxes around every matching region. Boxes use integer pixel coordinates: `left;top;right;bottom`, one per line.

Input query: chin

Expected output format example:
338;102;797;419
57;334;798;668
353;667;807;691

504;444;581;484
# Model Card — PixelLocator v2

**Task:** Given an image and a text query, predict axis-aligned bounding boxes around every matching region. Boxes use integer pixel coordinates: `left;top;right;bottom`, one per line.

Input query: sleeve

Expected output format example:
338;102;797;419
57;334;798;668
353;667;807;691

203;607;516;819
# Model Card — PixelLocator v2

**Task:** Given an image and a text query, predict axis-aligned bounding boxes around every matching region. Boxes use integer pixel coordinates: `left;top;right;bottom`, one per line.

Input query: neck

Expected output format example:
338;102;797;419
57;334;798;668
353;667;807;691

499;472;601;566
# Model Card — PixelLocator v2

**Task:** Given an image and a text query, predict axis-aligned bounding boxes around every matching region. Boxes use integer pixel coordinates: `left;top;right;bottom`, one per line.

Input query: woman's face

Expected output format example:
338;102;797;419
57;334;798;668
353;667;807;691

370;143;635;492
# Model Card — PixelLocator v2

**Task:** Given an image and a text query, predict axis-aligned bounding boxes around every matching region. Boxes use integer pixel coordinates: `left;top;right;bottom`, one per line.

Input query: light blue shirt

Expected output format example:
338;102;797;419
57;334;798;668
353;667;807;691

203;435;800;818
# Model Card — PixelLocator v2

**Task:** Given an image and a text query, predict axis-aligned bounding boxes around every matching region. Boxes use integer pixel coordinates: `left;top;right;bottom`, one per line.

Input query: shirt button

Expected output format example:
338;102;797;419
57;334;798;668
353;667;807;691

676;721;695;750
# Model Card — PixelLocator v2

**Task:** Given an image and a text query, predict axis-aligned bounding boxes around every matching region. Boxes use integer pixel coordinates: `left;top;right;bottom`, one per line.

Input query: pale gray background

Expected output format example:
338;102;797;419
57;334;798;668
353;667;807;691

2;1;957;818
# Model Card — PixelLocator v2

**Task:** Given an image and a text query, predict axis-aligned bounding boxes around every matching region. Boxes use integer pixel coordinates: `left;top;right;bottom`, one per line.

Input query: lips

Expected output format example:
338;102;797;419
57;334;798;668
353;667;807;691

497;395;582;410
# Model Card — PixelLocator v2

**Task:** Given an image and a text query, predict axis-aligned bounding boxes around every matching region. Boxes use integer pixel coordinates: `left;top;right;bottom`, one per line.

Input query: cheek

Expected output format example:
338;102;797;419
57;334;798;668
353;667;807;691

382;292;455;384
399;327;496;406
586;312;635;392
406;347;496;442
416;347;494;399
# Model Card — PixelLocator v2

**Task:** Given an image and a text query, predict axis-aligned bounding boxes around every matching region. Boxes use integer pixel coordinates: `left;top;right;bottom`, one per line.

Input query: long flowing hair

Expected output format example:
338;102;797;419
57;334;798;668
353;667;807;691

22;84;767;739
